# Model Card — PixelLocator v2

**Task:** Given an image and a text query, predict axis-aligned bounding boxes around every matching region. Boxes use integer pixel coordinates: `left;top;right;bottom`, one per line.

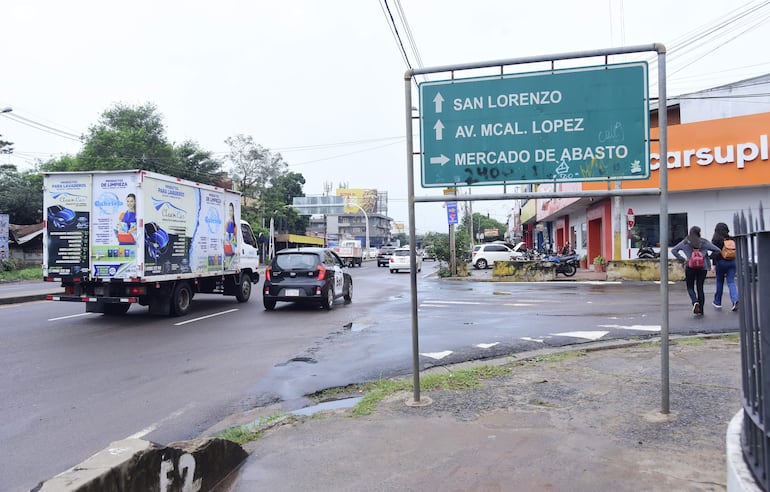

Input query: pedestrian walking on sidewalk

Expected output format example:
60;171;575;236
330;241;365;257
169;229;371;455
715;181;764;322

711;222;739;312
671;226;721;316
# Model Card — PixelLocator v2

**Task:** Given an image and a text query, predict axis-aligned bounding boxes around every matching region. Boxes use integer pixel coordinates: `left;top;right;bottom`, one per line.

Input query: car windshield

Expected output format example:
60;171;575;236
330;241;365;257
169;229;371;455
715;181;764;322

275;253;319;270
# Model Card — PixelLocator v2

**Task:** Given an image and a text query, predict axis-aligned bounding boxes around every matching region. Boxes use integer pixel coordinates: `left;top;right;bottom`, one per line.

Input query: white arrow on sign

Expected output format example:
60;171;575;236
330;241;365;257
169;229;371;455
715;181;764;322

433;119;444;141
429;155;450;166
433;92;444;113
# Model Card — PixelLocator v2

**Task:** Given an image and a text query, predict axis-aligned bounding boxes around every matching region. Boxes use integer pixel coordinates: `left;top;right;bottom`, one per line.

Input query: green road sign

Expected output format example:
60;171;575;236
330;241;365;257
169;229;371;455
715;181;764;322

418;62;649;188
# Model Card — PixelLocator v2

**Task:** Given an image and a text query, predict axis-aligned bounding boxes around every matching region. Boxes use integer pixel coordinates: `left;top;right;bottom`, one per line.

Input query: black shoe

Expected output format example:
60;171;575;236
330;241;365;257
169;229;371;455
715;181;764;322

732;301;739;312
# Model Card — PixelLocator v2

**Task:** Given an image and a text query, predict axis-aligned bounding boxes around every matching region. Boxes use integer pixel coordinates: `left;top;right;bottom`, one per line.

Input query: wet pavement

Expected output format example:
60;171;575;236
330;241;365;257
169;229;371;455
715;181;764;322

215;335;741;491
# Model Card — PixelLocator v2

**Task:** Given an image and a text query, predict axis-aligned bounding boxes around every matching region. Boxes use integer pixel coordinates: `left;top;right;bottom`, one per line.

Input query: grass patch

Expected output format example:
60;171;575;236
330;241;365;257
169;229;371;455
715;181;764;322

0;266;42;282
218;425;263;445
349;365;510;416
529;350;587;364
673;337;706;346
216;414;289;444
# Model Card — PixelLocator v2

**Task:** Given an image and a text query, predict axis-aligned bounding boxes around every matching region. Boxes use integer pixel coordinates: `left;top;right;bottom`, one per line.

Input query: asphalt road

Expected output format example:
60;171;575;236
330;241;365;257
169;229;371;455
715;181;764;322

0;262;739;491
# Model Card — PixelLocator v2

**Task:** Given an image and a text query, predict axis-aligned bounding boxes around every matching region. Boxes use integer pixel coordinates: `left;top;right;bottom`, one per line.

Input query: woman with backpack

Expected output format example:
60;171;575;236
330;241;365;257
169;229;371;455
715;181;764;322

671;226;721;316
711;222;739;311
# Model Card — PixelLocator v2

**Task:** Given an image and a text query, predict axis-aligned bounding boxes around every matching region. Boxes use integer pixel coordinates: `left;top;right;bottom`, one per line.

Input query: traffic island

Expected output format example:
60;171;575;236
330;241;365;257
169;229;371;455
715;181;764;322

492;261;556;281
33;437;247;492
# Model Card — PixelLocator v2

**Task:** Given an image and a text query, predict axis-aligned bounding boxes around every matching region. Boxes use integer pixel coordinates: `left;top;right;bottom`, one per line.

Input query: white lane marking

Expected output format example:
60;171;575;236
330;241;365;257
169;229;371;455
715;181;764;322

48;312;92;321
552;331;609;341
421;351;453;360
598;324;661;332
503;303;536;307
174;308;239;326
419;304;451;308
475;342;499;349
521;337;545;343
126;403;196;439
422;300;484;305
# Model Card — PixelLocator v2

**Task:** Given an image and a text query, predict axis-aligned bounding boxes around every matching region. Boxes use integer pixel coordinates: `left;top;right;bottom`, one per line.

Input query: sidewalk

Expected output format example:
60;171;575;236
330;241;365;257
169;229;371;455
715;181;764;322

0;279;62;305
218;336;742;491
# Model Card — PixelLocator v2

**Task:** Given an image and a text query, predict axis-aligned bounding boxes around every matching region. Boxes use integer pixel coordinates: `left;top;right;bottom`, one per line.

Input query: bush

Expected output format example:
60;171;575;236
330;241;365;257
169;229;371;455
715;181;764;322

2;258;18;272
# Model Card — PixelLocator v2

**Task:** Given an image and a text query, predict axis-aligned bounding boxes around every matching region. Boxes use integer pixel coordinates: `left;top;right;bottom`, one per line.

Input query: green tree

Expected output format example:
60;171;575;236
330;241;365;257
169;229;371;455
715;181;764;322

425;228;471;275
461;212;506;242
261;172;308;234
225;134;288;203
40;103;225;187
0;134;12;155
171;140;227;185
0;165;44;224
77;102;176;174
41;154;80;172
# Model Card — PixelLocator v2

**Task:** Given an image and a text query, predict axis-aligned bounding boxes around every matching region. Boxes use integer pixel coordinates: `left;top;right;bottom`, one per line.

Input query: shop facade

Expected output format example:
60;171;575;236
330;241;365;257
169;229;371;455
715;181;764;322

516;74;770;265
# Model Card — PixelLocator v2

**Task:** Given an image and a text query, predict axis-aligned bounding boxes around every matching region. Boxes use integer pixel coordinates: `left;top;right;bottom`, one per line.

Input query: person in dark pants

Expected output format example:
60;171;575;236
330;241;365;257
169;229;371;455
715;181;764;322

671;226;721;316
711;222;739;311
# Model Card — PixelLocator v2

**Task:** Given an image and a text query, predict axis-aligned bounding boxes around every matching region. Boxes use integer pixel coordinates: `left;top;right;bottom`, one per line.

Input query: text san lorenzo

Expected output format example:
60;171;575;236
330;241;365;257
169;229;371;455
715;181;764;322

453;90;563;111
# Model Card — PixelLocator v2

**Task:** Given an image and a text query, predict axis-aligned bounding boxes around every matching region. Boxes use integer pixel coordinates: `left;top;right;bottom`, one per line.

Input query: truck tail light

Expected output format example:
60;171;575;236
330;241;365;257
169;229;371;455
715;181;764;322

127;286;146;296
265;266;272;281
316;264;327;280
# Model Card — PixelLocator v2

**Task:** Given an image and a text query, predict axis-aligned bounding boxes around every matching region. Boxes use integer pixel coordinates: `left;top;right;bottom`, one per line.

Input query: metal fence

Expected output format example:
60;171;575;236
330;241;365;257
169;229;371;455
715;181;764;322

735;203;770;490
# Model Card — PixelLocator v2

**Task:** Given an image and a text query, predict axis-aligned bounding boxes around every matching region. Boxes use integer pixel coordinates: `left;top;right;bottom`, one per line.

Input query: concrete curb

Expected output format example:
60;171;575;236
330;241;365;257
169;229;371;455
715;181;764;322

33;437;247;492
0;293;49;305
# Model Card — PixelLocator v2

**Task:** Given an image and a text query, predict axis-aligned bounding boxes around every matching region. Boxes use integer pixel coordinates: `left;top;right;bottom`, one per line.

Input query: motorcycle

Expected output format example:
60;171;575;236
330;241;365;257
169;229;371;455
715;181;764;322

542;253;579;277
637;246;660;259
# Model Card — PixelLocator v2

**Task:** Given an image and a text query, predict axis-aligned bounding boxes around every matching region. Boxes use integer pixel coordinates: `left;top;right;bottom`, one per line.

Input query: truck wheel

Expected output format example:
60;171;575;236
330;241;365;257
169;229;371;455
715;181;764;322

103;303;131;315
235;273;252;302
263;298;276;310
171;282;193;317
344;279;353;303
321;287;334;310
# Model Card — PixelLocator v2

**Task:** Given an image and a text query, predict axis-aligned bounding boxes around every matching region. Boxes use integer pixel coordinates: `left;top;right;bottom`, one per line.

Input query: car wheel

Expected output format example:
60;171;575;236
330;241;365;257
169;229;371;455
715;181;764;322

344;279;352;303
475;259;488;270
235;272;252;302
263;298;276;310
390;269;396;274
321;287;334;310
171;281;193;317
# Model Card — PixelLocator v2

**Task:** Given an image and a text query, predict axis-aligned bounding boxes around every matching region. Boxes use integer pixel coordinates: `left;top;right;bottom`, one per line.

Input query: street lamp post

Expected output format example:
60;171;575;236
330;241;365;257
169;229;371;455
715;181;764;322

345;200;369;256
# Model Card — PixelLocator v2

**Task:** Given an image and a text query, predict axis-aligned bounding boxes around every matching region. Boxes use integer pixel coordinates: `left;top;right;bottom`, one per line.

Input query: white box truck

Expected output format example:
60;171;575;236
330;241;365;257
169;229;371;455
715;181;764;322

332;239;363;267
43;170;261;316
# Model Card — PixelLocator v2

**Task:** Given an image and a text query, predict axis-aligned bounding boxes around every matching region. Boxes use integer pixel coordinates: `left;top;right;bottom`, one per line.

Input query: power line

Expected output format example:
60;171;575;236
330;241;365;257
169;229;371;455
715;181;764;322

379;0;413;71
1;112;82;142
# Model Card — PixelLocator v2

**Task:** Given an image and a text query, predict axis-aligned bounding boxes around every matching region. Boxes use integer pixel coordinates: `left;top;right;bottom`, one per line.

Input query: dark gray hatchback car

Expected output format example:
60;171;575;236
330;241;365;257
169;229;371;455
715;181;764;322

262;247;352;310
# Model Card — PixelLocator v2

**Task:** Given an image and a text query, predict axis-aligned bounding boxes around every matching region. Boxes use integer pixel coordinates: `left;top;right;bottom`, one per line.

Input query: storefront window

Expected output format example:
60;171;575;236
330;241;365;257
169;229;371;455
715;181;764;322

580;223;587;248
631;213;688;248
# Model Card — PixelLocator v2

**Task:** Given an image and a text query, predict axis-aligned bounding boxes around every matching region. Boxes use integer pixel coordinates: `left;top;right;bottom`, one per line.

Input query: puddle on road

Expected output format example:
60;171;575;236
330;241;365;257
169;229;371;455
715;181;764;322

345;321;376;332
291;397;363;416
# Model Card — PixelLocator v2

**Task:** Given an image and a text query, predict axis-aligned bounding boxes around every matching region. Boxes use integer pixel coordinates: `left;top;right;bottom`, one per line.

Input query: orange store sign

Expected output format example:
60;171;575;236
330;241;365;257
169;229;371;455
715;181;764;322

584;111;770;192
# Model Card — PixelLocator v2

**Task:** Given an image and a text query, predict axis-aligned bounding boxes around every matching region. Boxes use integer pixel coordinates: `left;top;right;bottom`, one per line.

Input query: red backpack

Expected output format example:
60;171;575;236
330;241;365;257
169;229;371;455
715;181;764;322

688;247;705;269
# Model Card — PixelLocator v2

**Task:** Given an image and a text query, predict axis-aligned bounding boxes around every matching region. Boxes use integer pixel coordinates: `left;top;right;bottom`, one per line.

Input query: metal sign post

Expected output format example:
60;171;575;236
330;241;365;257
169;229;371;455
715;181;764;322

405;44;669;413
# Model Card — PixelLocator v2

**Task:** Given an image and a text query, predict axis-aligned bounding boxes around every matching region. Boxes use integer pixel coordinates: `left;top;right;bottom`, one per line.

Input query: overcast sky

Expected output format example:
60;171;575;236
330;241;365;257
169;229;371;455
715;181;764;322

2;1;769;233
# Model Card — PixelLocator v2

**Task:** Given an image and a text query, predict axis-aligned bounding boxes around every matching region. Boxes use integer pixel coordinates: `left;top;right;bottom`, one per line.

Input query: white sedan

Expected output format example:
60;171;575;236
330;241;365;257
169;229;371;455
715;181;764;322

389;247;422;273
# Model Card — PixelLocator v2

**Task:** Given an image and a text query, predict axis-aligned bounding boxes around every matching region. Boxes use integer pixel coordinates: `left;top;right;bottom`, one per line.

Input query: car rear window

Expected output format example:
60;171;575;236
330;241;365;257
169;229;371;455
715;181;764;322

394;250;409;257
275;253;319;270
